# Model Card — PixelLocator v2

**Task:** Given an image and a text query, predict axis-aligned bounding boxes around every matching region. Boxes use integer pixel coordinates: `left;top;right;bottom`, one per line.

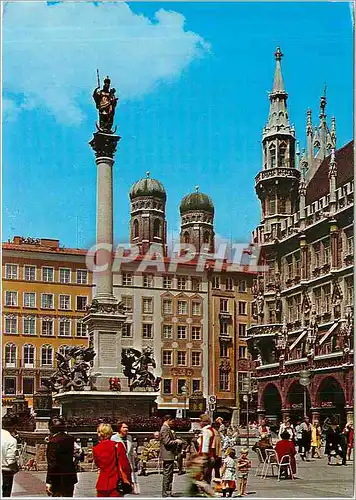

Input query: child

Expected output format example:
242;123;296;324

236;448;251;497
221;448;237;497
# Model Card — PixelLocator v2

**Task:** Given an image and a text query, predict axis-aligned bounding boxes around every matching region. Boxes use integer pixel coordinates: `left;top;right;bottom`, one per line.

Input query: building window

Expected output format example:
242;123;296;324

220;343;228;357
314;243;321;269
5;291;18;306
239;324;247;337
295;252;301;276
323;284;331;314
76;321;87;337
220;321;228;336
322;240;330;265
122;296;133;313
24;292;36;308
76;296;88;311
41;294;54;309
287;257;293;280
163;325;173;340
238;301;247;315
346;278;353;305
59;295;71;310
177;301;188;315
24;265;36;281
314;288;322;315
4;316;17;334
122;273;133;286
41;345;53;366
142;323;153;339
177;351;187;366
192;302;201;316
143;274;153;288
142;298;153;314
267;301;275;324
219;370;229;391
59;319;71;337
220;299;228;312
191;278;201;291
269;144;276;168
177;276;188;290
287;297;293;323
133;219;139;238
42;267;54;282
347;234;354;256
192;326;201;341
23;378;35;395
226;278;234;291
212;276;220;289
4;378;16;395
153;218;161;238
239;346;247;359
41;319;54;336
23;344;35;367
191;351;201;366
162;350;172;365
192;379;201;393
238;280;247;293
269;197;276;215
122;323;132;338
5;343;17;367
5;264;18;280
163;299;173;315
76;269;88;284
177;379;187;394
163;275;173;289
177;325;187;340
24;317;36;335
59;268;71;284
163;379;172;395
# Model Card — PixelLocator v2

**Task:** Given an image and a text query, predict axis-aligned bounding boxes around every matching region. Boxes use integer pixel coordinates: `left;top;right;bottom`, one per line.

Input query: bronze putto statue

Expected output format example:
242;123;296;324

93;75;118;133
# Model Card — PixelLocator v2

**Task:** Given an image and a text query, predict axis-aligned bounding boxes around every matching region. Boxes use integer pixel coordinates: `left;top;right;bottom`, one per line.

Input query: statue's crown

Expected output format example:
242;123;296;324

104;76;111;84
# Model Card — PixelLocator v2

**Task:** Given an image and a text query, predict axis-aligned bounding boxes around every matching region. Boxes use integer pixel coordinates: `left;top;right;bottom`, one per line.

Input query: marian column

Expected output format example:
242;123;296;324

83;76;126;391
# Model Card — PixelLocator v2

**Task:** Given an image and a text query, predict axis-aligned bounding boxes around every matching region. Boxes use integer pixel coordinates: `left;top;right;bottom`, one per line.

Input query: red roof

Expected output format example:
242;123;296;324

2;242;88;256
306;140;354;205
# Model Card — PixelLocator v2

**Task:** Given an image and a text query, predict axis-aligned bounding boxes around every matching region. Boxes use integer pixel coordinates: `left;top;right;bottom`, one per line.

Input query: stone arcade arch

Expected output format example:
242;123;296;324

262;383;282;424
316;376;346;424
286;380;312;421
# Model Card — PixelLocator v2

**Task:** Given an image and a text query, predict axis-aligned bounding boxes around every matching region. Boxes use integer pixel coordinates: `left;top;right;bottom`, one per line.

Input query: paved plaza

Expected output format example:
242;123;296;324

12;450;354;498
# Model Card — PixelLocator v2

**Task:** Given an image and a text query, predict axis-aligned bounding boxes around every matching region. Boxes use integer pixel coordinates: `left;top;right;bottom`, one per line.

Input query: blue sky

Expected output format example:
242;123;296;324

3;1;353;249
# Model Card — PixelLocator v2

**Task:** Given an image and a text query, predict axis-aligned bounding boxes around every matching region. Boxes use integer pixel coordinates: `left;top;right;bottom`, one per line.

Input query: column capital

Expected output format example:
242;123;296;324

89;131;121;159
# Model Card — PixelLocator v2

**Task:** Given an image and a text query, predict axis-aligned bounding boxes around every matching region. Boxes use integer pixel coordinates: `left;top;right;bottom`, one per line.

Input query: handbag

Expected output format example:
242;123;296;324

115;445;133;496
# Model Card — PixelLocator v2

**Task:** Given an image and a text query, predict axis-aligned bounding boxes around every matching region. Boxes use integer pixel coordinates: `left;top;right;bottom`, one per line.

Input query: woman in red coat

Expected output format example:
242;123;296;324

93;423;132;497
275;431;297;477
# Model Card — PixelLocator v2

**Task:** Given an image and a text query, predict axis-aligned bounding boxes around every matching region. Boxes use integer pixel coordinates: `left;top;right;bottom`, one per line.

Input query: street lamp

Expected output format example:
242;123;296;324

181;384;189;418
242;374;252;448
299;370;311;417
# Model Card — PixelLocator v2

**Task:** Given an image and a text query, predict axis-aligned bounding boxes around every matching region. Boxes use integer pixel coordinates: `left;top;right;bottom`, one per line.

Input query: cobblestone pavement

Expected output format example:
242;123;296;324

13;452;354;498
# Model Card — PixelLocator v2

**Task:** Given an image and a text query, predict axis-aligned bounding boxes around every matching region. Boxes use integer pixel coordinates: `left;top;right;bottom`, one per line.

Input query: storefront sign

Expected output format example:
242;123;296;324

290;403;303;410
189;397;206;413
321;401;334;408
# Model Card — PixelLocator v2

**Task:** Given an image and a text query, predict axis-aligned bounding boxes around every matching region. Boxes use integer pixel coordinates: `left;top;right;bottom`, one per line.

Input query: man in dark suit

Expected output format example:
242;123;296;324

45;416;77;497
160;415;182;497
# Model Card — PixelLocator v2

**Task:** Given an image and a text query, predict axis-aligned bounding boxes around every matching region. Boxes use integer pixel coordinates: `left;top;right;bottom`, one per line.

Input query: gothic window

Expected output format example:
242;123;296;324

269;144;276;168
269;197;276;215
279;198;286;213
153;219;161;238
279;142;287;168
183;231;190;244
133;219;139;239
203;231;210;244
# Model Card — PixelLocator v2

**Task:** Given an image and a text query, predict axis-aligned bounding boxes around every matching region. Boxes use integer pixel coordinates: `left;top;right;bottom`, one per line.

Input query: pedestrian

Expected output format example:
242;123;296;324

215;417;226;436
2;415;19;497
138;431;160;477
294;419;303;453
278;418;294;441
221;448;237;497
299;416;312;461
222;428;238;455
311;420;322;458
236;448;251;497
74;438;85;471
197;414;215;485
159;415;182;497
275;431;297;478
325;421;340;465
344;422;354;461
258;419;271;438
185;454;216;497
45;416;77;497
251;432;273;460
94;423;132;497
111;421;139;493
212;419;223;480
338;426;348;466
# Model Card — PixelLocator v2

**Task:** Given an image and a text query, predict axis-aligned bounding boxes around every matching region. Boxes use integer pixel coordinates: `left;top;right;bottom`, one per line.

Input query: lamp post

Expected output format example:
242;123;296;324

181;384;189;418
242;374;252;448
299;370;311;417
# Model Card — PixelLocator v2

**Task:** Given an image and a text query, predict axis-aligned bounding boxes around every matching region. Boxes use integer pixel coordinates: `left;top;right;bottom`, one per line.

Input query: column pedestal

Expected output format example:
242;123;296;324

83;302;126;391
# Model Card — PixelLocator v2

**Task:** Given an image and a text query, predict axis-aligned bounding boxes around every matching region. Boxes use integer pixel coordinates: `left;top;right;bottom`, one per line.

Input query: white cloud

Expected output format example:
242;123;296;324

3;2;210;125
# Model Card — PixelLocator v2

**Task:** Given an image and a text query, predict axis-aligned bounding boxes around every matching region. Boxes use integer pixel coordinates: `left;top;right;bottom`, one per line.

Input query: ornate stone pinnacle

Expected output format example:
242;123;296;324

195;185;199;192
146;171;150;178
